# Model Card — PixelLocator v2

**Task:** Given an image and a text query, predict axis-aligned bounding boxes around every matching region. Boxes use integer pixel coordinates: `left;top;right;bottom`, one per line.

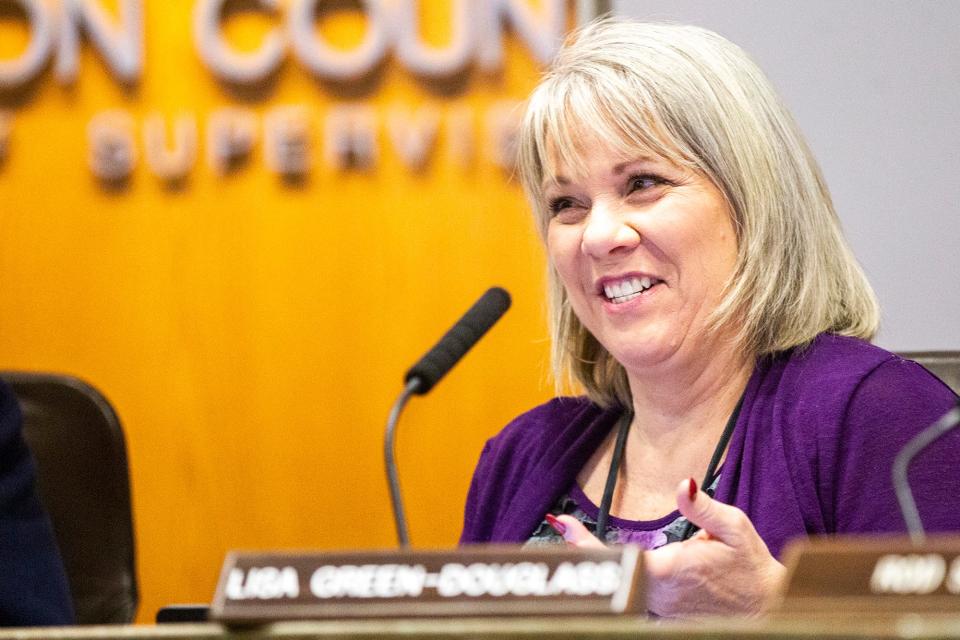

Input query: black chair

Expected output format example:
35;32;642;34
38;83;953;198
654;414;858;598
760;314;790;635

901;351;960;395
0;372;138;624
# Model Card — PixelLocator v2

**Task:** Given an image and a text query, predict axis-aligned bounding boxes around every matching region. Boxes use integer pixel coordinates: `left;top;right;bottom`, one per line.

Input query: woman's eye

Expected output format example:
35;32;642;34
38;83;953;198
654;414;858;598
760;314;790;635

547;197;575;215
546;197;586;224
626;174;663;193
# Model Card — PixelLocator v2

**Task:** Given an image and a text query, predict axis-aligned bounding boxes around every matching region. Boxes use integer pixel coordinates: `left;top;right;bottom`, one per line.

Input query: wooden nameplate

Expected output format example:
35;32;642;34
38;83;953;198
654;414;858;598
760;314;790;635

780;534;960;613
210;545;645;624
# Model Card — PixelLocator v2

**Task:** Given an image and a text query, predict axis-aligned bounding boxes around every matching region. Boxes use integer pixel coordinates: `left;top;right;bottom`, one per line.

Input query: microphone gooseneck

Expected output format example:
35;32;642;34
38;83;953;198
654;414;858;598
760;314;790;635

384;287;512;547
892;400;960;545
384;378;420;548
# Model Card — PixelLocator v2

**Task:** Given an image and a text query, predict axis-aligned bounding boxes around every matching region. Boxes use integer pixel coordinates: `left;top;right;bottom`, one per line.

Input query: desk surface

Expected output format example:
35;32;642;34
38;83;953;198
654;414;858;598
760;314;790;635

1;615;960;640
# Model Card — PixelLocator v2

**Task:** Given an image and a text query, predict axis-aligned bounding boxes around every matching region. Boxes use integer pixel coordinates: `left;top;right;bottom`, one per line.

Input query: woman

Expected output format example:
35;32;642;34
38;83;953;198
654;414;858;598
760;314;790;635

460;20;960;617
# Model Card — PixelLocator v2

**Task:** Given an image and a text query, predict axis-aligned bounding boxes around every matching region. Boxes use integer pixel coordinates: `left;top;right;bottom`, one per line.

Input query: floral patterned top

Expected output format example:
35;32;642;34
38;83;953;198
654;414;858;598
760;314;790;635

526;476;721;549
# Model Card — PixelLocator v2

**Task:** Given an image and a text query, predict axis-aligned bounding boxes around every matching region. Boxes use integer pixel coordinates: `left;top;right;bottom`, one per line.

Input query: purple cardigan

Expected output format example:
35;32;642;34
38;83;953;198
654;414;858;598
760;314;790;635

460;335;960;558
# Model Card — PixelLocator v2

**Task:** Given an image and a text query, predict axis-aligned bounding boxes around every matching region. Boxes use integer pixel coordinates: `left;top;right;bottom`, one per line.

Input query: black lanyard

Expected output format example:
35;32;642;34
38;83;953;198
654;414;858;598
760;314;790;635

594;391;746;542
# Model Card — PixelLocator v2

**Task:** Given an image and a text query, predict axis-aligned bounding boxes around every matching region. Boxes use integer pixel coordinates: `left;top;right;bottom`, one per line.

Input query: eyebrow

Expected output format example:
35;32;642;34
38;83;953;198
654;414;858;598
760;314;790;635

542;157;656;189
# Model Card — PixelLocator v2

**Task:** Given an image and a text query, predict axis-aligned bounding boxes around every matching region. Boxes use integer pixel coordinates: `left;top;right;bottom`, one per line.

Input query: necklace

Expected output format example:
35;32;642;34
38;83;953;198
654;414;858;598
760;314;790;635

594;391;746;543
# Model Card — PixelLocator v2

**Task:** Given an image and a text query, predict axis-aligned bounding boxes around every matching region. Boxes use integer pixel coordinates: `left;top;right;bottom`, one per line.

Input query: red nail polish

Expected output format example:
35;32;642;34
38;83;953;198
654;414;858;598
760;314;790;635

688;477;698;501
545;513;567;535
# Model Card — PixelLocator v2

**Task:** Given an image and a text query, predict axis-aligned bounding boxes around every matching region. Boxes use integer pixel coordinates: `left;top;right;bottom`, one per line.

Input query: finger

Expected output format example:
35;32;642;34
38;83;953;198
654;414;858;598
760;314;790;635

642;543;683;580
676;477;750;546
545;514;606;549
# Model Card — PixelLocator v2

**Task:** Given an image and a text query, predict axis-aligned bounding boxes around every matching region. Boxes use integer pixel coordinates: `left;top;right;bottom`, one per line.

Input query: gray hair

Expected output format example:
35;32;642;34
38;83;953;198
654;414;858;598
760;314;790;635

517;19;880;408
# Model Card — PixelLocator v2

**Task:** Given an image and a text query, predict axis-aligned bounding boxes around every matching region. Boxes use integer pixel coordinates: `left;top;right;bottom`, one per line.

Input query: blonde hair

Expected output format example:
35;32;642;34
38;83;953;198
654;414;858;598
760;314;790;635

517;19;880;408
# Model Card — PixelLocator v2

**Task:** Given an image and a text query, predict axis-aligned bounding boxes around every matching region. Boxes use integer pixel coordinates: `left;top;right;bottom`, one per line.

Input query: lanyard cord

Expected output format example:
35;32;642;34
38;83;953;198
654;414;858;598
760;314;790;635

593;391;746;543
595;409;633;540
677;391;745;541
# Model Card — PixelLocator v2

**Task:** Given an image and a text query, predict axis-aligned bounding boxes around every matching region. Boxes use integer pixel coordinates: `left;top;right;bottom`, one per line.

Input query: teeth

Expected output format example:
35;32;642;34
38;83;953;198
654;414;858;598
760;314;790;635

602;276;657;303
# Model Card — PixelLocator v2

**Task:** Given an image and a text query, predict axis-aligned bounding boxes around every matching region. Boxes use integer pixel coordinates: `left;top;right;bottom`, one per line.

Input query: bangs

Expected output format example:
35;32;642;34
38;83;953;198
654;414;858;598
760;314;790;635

523;68;697;224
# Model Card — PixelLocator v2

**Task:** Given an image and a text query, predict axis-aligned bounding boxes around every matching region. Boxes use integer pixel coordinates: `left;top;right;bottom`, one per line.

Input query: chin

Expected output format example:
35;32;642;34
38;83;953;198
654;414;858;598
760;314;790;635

605;341;678;372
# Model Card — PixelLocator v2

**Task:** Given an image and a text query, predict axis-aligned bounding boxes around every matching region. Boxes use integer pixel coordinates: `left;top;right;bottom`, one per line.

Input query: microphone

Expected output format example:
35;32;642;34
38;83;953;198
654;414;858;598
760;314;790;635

892;399;960;545
404;287;512;394
384;287;512;546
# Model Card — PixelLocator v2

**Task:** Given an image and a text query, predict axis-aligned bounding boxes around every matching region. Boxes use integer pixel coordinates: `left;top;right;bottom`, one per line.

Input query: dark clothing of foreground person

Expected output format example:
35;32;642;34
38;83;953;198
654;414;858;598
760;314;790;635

0;380;74;626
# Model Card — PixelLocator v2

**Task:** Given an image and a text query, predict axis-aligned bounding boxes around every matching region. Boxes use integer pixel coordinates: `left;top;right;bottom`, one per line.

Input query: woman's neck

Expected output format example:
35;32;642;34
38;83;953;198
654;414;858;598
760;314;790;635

624;339;754;459
576;340;755;521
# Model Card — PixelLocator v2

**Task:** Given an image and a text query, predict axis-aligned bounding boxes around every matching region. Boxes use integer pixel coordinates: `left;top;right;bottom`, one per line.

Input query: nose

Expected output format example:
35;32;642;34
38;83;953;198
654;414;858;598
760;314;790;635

580;200;641;258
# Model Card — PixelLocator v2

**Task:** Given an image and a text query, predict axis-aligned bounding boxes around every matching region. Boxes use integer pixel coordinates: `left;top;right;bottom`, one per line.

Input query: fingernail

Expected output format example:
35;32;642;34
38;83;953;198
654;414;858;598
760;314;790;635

688;477;698;501
545;513;567;535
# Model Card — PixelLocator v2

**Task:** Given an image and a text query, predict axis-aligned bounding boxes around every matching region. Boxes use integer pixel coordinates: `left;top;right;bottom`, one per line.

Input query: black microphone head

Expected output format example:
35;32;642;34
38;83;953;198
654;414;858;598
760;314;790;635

404;287;511;394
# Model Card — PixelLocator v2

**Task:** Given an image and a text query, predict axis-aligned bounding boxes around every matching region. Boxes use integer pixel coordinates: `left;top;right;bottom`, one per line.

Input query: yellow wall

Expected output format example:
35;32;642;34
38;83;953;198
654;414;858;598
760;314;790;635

0;1;569;622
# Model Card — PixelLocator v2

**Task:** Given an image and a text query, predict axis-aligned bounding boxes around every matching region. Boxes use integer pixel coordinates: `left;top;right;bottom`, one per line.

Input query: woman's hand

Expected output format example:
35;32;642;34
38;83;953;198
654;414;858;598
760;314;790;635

548;478;787;617
643;478;787;617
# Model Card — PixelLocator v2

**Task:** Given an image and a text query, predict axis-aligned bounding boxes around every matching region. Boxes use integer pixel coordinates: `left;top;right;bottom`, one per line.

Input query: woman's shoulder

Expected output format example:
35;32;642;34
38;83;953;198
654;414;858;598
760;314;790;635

461;397;617;544
767;333;954;399
756;332;956;443
490;396;607;445
767;337;959;535
476;396;614;474
736;334;958;538
750;333;956;456
781;333;898;375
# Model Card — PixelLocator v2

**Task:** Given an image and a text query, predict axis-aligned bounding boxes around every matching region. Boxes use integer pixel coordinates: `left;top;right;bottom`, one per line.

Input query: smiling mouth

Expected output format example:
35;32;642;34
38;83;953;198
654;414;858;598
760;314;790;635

602;276;661;304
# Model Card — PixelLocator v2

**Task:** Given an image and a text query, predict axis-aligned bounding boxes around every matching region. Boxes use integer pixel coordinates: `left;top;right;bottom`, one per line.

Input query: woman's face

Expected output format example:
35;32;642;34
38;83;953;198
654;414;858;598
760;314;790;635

543;145;739;375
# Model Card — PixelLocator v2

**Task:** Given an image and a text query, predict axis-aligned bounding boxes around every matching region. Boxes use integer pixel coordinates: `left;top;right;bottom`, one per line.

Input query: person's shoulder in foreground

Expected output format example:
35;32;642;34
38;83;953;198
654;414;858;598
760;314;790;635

460;396;619;544
0;379;74;626
749;333;959;540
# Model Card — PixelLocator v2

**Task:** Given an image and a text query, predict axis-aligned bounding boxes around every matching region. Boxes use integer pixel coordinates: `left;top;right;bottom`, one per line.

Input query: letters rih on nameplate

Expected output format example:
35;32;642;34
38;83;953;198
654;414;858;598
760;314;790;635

780;535;960;613
210;545;645;623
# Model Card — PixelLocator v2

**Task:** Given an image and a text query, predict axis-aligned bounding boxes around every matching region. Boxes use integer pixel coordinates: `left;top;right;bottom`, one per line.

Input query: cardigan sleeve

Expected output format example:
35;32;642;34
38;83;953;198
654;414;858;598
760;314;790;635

459;397;617;545
832;357;960;535
459;440;495;544
0;380;74;626
458;398;582;545
458;410;547;544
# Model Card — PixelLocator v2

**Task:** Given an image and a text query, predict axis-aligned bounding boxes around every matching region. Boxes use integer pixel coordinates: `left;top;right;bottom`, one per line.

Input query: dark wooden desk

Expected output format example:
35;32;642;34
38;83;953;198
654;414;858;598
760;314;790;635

2;615;960;640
